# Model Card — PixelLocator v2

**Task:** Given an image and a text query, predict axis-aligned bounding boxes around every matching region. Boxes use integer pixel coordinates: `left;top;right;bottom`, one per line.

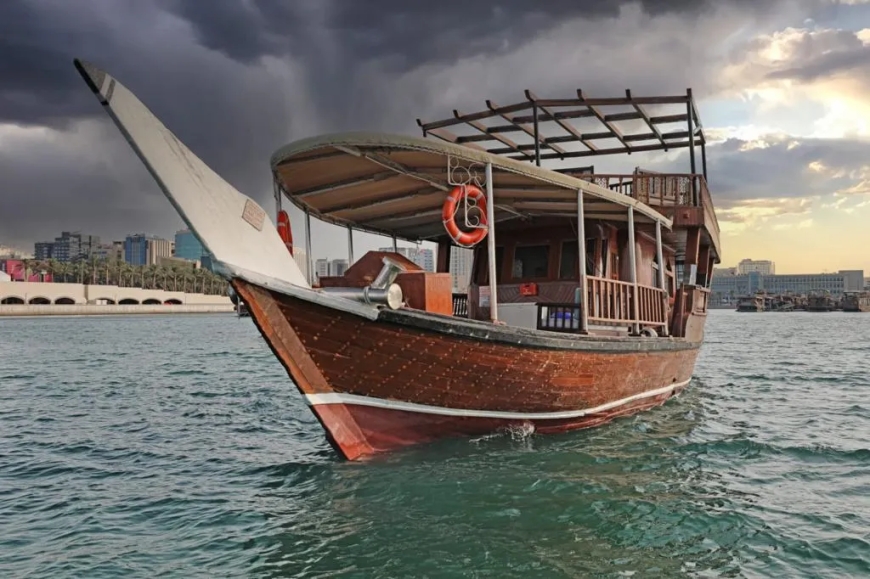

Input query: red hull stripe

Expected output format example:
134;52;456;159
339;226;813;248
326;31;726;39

305;378;692;420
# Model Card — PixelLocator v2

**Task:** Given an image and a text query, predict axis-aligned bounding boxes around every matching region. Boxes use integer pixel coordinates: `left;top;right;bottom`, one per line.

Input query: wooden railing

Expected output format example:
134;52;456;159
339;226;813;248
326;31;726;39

579;173;709;210
536;276;669;333
452;293;468;318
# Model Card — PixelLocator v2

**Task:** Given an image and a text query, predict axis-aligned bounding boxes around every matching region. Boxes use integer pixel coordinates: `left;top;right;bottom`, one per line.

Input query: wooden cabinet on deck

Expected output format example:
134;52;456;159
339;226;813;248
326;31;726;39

396;272;453;316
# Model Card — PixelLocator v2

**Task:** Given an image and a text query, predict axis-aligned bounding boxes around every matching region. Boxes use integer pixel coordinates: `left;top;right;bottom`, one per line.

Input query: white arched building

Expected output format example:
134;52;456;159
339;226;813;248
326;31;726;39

0;282;231;306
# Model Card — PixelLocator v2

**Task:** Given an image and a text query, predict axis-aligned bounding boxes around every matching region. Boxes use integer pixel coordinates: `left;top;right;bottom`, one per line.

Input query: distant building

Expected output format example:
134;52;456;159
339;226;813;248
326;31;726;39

124;234;173;266
449;247;473;293
314;258;330;283
840;270;864;292
330;259;349;277
711;269;864;305
378;246;435;272
737;258;775;276
174;229;206;261
34;242;54;260
33;231;100;262
714;267;736;277
0;245;31;259
91;241;125;262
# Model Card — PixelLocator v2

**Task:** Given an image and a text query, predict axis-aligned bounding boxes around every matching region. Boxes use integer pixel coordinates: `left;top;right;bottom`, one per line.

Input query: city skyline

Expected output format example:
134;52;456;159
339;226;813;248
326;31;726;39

2;2;870;273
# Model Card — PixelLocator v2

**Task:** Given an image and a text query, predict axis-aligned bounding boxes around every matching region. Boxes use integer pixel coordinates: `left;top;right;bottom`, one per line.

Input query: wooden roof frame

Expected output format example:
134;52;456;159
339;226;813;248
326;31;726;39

417;88;707;171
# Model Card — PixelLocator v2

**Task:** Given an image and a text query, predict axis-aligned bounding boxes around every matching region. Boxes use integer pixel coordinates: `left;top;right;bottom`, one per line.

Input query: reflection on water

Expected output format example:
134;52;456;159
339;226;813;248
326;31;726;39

0;311;868;578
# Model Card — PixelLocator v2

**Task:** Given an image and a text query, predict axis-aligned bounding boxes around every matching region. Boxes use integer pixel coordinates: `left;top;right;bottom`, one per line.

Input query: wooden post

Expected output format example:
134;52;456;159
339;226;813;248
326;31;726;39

485;162;498;322
577;190;589;333
656;219;669;336
347;225;354;265
305;210;313;285
628;206;640;335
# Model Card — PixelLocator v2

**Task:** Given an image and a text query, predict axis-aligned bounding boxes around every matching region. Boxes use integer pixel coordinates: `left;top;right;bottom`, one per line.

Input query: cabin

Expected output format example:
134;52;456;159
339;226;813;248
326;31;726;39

272;90;720;341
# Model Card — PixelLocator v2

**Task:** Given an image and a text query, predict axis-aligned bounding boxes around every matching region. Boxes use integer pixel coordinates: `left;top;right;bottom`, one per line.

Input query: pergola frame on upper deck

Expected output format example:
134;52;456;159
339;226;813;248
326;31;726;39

416;88;708;180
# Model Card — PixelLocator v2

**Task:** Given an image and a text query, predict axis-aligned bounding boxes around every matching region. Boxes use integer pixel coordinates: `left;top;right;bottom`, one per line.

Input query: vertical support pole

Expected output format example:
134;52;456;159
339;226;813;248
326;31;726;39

273;177;282;220
687;88;697;205
347;226;354;265
628;207;640;335
485;162;498;322
577;190;588;333
655;220;669;336
533;103;541;167
701;141;708;181
392;235;398;253
304;210;313;286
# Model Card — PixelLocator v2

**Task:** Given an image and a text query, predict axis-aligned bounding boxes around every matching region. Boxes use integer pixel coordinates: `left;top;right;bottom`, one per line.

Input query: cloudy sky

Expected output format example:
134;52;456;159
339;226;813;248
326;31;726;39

2;0;870;274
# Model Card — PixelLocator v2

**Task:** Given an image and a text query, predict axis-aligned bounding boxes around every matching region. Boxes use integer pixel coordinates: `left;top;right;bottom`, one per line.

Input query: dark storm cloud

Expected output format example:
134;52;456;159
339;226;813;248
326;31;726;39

0;0;857;253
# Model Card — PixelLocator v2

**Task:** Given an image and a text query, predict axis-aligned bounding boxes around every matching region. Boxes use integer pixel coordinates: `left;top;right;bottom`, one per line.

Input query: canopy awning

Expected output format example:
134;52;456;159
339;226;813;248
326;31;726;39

271;132;672;242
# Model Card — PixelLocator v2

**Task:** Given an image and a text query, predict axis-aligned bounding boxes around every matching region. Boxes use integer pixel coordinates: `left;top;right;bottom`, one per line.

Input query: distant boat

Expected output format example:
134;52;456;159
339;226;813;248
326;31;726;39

842;291;870;312
74;59;722;461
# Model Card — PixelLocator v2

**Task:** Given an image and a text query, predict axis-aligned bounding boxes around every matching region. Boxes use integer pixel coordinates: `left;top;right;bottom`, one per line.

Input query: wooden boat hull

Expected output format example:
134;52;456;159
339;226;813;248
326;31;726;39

234;280;701;460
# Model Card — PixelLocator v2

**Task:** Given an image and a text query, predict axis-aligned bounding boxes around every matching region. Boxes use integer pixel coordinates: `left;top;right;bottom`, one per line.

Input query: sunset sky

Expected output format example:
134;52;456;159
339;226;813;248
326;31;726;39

2;0;870;274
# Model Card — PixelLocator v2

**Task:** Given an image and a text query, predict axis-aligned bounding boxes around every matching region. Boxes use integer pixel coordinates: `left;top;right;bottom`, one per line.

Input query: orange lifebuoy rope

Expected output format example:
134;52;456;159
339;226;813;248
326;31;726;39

442;185;488;247
276;210;293;256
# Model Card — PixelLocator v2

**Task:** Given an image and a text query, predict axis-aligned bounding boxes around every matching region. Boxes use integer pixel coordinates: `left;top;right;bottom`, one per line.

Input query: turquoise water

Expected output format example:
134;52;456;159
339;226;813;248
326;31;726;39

0;311;868;578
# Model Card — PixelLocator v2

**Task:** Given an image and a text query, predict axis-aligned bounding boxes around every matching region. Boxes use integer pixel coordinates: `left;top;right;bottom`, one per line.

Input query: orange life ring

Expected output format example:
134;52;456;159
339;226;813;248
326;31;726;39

276;210;293;256
442;185;488;247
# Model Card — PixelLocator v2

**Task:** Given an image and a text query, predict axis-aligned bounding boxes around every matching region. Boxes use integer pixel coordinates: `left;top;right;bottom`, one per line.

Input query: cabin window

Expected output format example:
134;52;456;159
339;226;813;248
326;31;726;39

559;239;596;279
512;244;549;280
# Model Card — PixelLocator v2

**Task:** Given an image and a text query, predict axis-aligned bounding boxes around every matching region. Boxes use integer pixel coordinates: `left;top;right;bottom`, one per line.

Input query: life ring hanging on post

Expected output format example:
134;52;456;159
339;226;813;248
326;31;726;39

276;210;294;256
442;184;489;247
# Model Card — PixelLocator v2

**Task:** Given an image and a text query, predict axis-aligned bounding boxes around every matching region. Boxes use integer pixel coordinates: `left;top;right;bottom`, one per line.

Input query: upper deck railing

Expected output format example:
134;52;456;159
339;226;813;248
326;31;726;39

578;173;720;233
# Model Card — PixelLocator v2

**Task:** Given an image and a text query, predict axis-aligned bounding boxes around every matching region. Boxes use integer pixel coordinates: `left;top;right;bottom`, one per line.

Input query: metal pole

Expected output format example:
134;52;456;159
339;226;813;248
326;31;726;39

347;226;354;265
485;162;498;322
533;103;541;167
577;190;588;333
656;220;669;336
628;207;639;335
273;178;282;219
701;141;708;181
392;235;398;253
305;210;313;285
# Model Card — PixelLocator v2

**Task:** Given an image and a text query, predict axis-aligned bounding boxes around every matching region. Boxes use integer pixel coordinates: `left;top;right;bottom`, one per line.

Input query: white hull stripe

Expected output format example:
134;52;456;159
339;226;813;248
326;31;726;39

304;378;692;420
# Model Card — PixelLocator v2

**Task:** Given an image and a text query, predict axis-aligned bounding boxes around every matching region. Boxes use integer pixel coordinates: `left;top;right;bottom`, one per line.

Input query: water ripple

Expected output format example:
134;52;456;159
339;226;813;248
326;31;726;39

0;311;868;577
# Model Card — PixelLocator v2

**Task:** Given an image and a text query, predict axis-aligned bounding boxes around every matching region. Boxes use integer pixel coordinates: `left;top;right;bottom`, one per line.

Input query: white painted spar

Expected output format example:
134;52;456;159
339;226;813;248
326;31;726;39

304;378;691;420
73;59;310;290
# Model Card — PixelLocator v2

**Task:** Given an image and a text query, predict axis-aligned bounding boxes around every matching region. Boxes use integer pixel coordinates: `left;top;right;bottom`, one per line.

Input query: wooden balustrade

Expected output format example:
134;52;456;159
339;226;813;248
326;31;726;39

536;276;668;333
452;293;468;318
578;173;709;209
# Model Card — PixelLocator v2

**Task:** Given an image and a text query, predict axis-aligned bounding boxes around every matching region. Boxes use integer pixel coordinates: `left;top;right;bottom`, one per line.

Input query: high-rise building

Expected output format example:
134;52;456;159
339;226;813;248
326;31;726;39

174;229;206;261
737;259;775;276
34;242;54;260
33;231;100;262
124;234;173;265
330;259;349;277
315;258;330;283
449;247;473;293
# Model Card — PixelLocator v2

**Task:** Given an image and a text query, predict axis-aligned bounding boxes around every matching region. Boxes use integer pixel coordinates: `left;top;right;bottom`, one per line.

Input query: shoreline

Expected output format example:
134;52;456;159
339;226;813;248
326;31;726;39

0;304;236;317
